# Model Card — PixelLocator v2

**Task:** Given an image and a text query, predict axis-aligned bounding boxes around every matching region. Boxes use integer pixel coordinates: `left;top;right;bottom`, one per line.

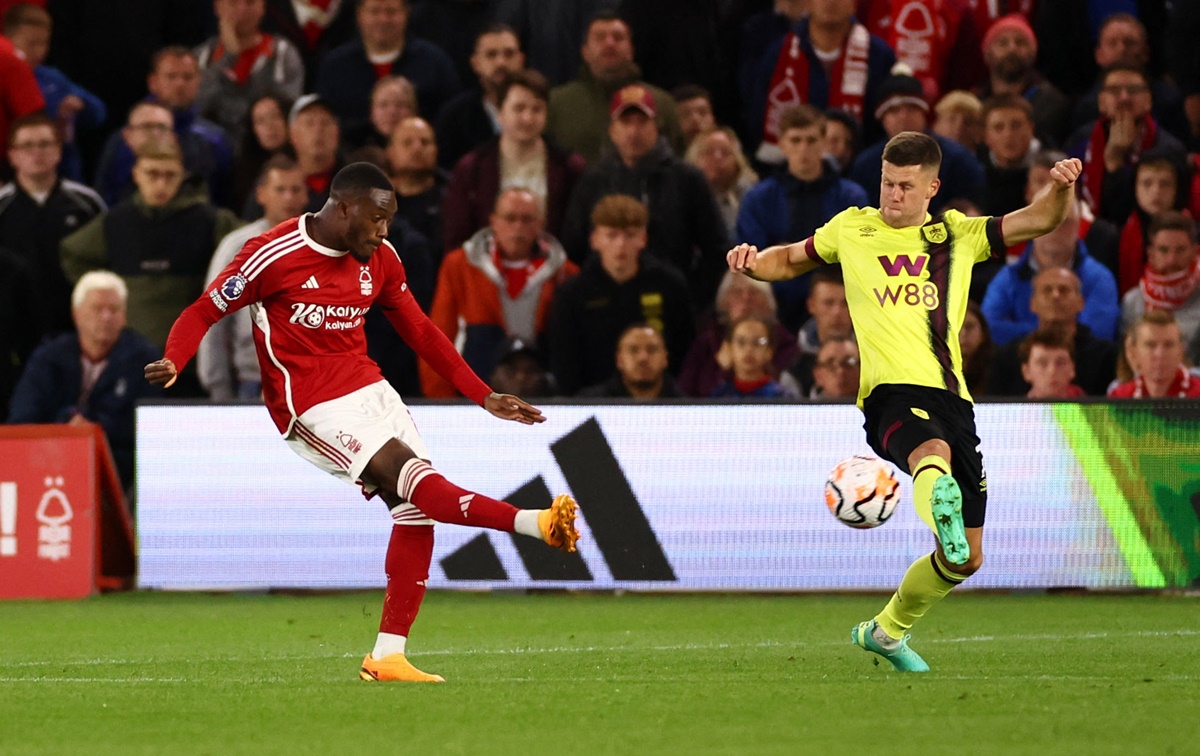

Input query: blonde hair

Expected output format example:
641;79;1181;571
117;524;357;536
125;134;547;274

684;127;759;188
714;270;777;318
72;271;127;309
135;135;183;163
934;90;984;119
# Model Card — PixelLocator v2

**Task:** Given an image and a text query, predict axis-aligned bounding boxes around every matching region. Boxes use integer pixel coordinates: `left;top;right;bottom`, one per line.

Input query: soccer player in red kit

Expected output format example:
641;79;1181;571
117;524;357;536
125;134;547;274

145;162;579;683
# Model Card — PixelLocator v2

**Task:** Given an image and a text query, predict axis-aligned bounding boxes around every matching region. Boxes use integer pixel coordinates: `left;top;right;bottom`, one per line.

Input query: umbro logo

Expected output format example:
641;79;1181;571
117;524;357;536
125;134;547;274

301;276;319;289
859;226;877;236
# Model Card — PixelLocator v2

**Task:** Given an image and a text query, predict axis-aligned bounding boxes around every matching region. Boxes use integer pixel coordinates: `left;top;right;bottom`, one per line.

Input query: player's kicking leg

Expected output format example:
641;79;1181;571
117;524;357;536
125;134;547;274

365;439;579;553
851;392;987;671
357;441;578;683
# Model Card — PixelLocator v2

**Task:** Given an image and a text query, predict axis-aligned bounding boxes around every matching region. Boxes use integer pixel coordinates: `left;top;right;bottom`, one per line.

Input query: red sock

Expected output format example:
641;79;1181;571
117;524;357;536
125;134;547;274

380;524;434;637
398;459;518;532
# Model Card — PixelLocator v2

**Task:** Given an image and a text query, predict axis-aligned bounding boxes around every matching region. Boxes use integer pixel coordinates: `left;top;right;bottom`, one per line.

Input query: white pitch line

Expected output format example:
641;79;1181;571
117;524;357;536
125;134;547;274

0;677;189;684
2;628;1196;672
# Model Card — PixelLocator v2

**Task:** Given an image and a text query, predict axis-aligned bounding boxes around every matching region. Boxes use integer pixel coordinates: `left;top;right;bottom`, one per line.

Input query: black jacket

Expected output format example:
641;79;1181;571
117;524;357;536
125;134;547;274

560;141;730;307
547;255;693;396
986;324;1118;397
0;179;105;332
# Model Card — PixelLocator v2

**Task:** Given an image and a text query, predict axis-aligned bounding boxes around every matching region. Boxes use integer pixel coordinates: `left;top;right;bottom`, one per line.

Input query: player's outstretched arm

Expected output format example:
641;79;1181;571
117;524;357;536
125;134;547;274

1000;158;1083;246
483;392;545;425
726;241;818;282
144;359;178;388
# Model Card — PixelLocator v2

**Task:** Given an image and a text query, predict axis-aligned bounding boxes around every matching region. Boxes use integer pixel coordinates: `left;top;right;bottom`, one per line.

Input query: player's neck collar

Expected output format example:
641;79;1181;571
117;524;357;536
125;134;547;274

300;214;349;257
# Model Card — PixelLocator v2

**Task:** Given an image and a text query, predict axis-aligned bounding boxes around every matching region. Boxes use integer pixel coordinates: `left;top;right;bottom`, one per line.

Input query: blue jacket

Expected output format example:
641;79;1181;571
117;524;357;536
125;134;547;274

7;329;162;488
316;37;461;131
34;65;106;182
747;17;895;152
93;105;234;209
735;166;867;330
848;132;985;214
711;379;794;399
736;167;868;249
981;241;1121;346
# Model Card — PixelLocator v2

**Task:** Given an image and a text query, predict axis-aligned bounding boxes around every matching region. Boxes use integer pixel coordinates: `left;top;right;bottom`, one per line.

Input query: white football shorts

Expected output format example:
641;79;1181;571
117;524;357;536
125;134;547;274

284;381;432;522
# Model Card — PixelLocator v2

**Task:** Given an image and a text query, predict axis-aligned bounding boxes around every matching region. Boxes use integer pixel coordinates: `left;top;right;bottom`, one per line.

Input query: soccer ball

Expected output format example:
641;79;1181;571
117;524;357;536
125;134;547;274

824;455;900;529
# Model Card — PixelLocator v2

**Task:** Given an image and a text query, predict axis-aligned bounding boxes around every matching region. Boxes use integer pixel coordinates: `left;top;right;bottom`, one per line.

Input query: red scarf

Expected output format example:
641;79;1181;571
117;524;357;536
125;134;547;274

492;237;546;300
1081;115;1157;216
760;23;870;159
298;0;342;50
1118;211;1146;296
1141;257;1200;311
865;0;957;102
212;34;274;86
1119;367;1200;398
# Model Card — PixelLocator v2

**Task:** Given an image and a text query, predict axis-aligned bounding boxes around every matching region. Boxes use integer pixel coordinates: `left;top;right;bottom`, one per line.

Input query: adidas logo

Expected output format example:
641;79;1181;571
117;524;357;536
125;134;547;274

459;493;474;517
440;418;676;583
301;276;319;289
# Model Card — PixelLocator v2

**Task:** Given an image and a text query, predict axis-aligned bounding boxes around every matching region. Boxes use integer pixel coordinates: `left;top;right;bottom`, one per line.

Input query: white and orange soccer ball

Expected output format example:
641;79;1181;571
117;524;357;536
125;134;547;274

824;455;900;529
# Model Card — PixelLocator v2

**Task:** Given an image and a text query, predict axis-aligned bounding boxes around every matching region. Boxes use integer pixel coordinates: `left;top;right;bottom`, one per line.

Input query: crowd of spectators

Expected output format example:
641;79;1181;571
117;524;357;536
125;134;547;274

5;0;1200;459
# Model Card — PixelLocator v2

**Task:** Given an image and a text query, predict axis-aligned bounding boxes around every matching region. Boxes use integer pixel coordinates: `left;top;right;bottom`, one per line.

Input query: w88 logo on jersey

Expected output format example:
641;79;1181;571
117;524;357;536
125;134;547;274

873;281;940;310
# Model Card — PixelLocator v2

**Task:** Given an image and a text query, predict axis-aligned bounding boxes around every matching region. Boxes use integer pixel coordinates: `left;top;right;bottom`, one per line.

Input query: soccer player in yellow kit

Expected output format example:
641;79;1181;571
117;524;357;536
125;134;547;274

728;132;1082;672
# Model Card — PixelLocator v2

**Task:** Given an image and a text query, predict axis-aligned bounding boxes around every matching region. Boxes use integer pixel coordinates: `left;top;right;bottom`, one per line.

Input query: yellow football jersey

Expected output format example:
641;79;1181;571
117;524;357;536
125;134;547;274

805;207;1006;405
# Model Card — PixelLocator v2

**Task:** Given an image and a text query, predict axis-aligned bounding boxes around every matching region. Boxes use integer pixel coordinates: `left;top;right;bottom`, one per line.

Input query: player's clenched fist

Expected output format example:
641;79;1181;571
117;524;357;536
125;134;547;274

144;359;178;388
727;243;759;272
1050;158;1082;187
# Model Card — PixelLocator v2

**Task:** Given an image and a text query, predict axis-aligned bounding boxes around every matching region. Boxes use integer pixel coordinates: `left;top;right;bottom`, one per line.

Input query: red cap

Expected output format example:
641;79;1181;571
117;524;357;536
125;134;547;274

610;85;657;119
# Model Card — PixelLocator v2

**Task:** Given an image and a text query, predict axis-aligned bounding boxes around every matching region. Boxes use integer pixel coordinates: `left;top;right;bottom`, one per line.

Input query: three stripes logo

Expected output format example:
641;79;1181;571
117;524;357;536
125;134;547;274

301;275;320;289
440;418;676;582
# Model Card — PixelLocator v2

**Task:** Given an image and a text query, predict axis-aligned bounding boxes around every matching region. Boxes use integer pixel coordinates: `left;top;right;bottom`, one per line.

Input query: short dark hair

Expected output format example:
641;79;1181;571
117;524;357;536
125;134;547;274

778;104;826;136
8;112;58;147
585;9;629;36
2;3;50;35
808;266;845;292
616;322;666;353
475;21;518;48
256;154;300;186
981;93;1033;123
882;131;941;171
330;162;394;199
1019;327;1074;365
670;84;710;104
1100;62;1149;88
150;45;197;74
1148;210;1197;244
724;314;777;348
498;68;549;107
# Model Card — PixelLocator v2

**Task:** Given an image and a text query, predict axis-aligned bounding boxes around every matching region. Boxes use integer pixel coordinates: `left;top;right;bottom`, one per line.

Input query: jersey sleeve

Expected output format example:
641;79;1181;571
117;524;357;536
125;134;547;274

809;209;848;264
945;210;1007;262
163;235;274;372
375;241;493;405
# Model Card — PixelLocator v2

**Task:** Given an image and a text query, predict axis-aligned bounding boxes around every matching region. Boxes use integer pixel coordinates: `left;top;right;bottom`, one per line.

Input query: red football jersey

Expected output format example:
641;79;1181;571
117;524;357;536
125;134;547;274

165;215;490;433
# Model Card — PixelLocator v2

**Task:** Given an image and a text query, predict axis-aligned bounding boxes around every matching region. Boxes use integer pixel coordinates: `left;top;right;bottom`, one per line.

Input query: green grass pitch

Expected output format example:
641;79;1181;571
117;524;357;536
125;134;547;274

1;592;1197;755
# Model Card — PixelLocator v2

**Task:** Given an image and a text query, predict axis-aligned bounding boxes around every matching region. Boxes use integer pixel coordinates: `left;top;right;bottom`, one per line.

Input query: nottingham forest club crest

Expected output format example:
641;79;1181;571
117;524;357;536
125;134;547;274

922;223;947;243
359;266;372;296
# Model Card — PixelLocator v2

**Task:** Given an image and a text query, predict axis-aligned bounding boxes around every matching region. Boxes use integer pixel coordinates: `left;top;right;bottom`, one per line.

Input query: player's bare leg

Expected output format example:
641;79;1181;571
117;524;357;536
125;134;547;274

362;439;578;550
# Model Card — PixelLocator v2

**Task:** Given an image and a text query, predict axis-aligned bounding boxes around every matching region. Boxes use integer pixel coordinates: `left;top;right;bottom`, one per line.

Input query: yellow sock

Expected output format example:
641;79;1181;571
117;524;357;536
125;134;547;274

910;455;951;534
875;552;967;639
